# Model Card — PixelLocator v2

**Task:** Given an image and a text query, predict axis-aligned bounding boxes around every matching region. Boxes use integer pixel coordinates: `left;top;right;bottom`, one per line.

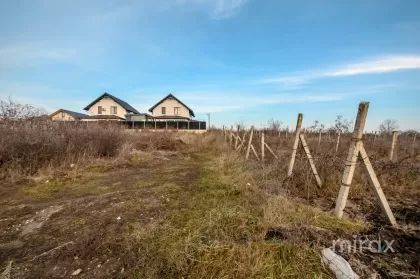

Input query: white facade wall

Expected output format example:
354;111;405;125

88;97;128;119
151;98;191;119
51;112;75;121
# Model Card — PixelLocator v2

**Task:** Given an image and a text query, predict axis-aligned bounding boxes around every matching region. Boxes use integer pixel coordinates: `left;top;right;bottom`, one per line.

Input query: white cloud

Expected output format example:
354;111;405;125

174;91;343;113
213;0;248;19
327;56;420;76
0;43;83;69
175;0;248;19
262;55;420;85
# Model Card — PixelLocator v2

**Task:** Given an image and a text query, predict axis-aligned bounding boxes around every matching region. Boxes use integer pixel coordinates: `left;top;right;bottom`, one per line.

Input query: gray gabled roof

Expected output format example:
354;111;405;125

83;92;140;114
50;109;88;119
148;93;195;117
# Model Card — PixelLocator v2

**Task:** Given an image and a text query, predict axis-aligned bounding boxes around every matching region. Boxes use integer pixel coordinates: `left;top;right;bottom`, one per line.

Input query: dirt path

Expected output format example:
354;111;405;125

1;146;419;278
0;151;201;278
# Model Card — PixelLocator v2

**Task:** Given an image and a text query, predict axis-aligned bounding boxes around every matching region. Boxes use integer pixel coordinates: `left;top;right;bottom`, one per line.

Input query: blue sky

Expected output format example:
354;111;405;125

1;0;419;130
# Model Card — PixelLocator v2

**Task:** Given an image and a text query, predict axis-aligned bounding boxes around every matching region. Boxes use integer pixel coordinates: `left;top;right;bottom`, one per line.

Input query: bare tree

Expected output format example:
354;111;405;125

309;120;325;132
334;114;353;133
0;96;47;121
234;120;246;131
379;119;399;134
267;118;282;132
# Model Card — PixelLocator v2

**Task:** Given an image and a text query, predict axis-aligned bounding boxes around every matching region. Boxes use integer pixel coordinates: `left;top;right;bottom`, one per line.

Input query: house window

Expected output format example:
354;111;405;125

110;106;117;114
98;106;102;114
161;107;166;115
174;107;181;115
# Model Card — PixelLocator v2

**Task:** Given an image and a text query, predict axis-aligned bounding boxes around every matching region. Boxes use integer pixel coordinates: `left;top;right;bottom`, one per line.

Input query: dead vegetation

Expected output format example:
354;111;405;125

0;107;419;278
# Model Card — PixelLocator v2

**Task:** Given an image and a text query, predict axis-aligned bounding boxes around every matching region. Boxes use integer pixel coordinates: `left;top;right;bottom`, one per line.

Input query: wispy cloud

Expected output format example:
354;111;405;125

262;55;420;85
0;43;81;69
0;42;103;72
175;0;248;19
175;91;343;113
213;0;248;19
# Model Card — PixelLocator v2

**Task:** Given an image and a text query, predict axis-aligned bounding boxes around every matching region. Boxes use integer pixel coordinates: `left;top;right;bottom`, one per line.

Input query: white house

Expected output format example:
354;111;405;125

83;92;140;120
148;94;195;121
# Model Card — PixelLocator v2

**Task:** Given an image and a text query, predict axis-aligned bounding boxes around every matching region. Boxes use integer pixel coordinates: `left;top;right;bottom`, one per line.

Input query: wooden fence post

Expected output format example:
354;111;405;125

359;142;396;225
236;132;247;151
264;143;278;159
335;130;341;153
250;144;260;161
390;131;398;161
261;132;265;161
299;133;322;188
287;113;303;177
235;125;239;149
317;130;322;149
334;102;368;219
245;126;254;160
333;102;397;226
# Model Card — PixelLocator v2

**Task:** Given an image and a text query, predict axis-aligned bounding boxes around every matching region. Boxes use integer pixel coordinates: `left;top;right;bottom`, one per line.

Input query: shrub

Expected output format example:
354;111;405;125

0;121;125;178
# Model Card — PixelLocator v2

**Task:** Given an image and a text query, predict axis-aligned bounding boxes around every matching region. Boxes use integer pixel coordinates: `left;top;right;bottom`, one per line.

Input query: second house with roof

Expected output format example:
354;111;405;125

49;92;196;123
148;93;195;122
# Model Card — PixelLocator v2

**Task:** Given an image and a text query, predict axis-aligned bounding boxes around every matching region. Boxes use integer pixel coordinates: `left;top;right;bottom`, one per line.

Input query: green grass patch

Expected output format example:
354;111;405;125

265;196;366;233
21;180;65;198
124;151;331;278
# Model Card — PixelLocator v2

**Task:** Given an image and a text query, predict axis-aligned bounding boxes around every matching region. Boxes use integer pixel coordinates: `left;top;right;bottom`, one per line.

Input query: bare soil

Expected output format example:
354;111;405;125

0;151;200;278
0;136;419;278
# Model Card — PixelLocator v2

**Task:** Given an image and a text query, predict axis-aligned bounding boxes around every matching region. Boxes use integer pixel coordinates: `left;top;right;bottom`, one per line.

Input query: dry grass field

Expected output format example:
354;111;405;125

0;120;419;278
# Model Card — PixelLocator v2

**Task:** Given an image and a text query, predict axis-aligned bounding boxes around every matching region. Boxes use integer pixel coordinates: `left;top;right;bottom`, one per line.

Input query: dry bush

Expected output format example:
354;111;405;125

0;121;125;179
231;129;420;206
128;131;186;151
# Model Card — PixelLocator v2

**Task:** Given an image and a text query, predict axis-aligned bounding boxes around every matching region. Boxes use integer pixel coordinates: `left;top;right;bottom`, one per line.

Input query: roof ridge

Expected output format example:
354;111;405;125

148;93;195;117
83;92;140;114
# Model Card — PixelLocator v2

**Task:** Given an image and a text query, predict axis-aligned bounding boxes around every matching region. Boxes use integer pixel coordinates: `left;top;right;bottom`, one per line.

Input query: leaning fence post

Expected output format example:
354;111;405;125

335;130;341;153
287;113;303;177
264;142;278;159
299;133;322;188
245;126;254;160
261;132;265;161
390;131;398;161
359;142;396;225
334;102;368;219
